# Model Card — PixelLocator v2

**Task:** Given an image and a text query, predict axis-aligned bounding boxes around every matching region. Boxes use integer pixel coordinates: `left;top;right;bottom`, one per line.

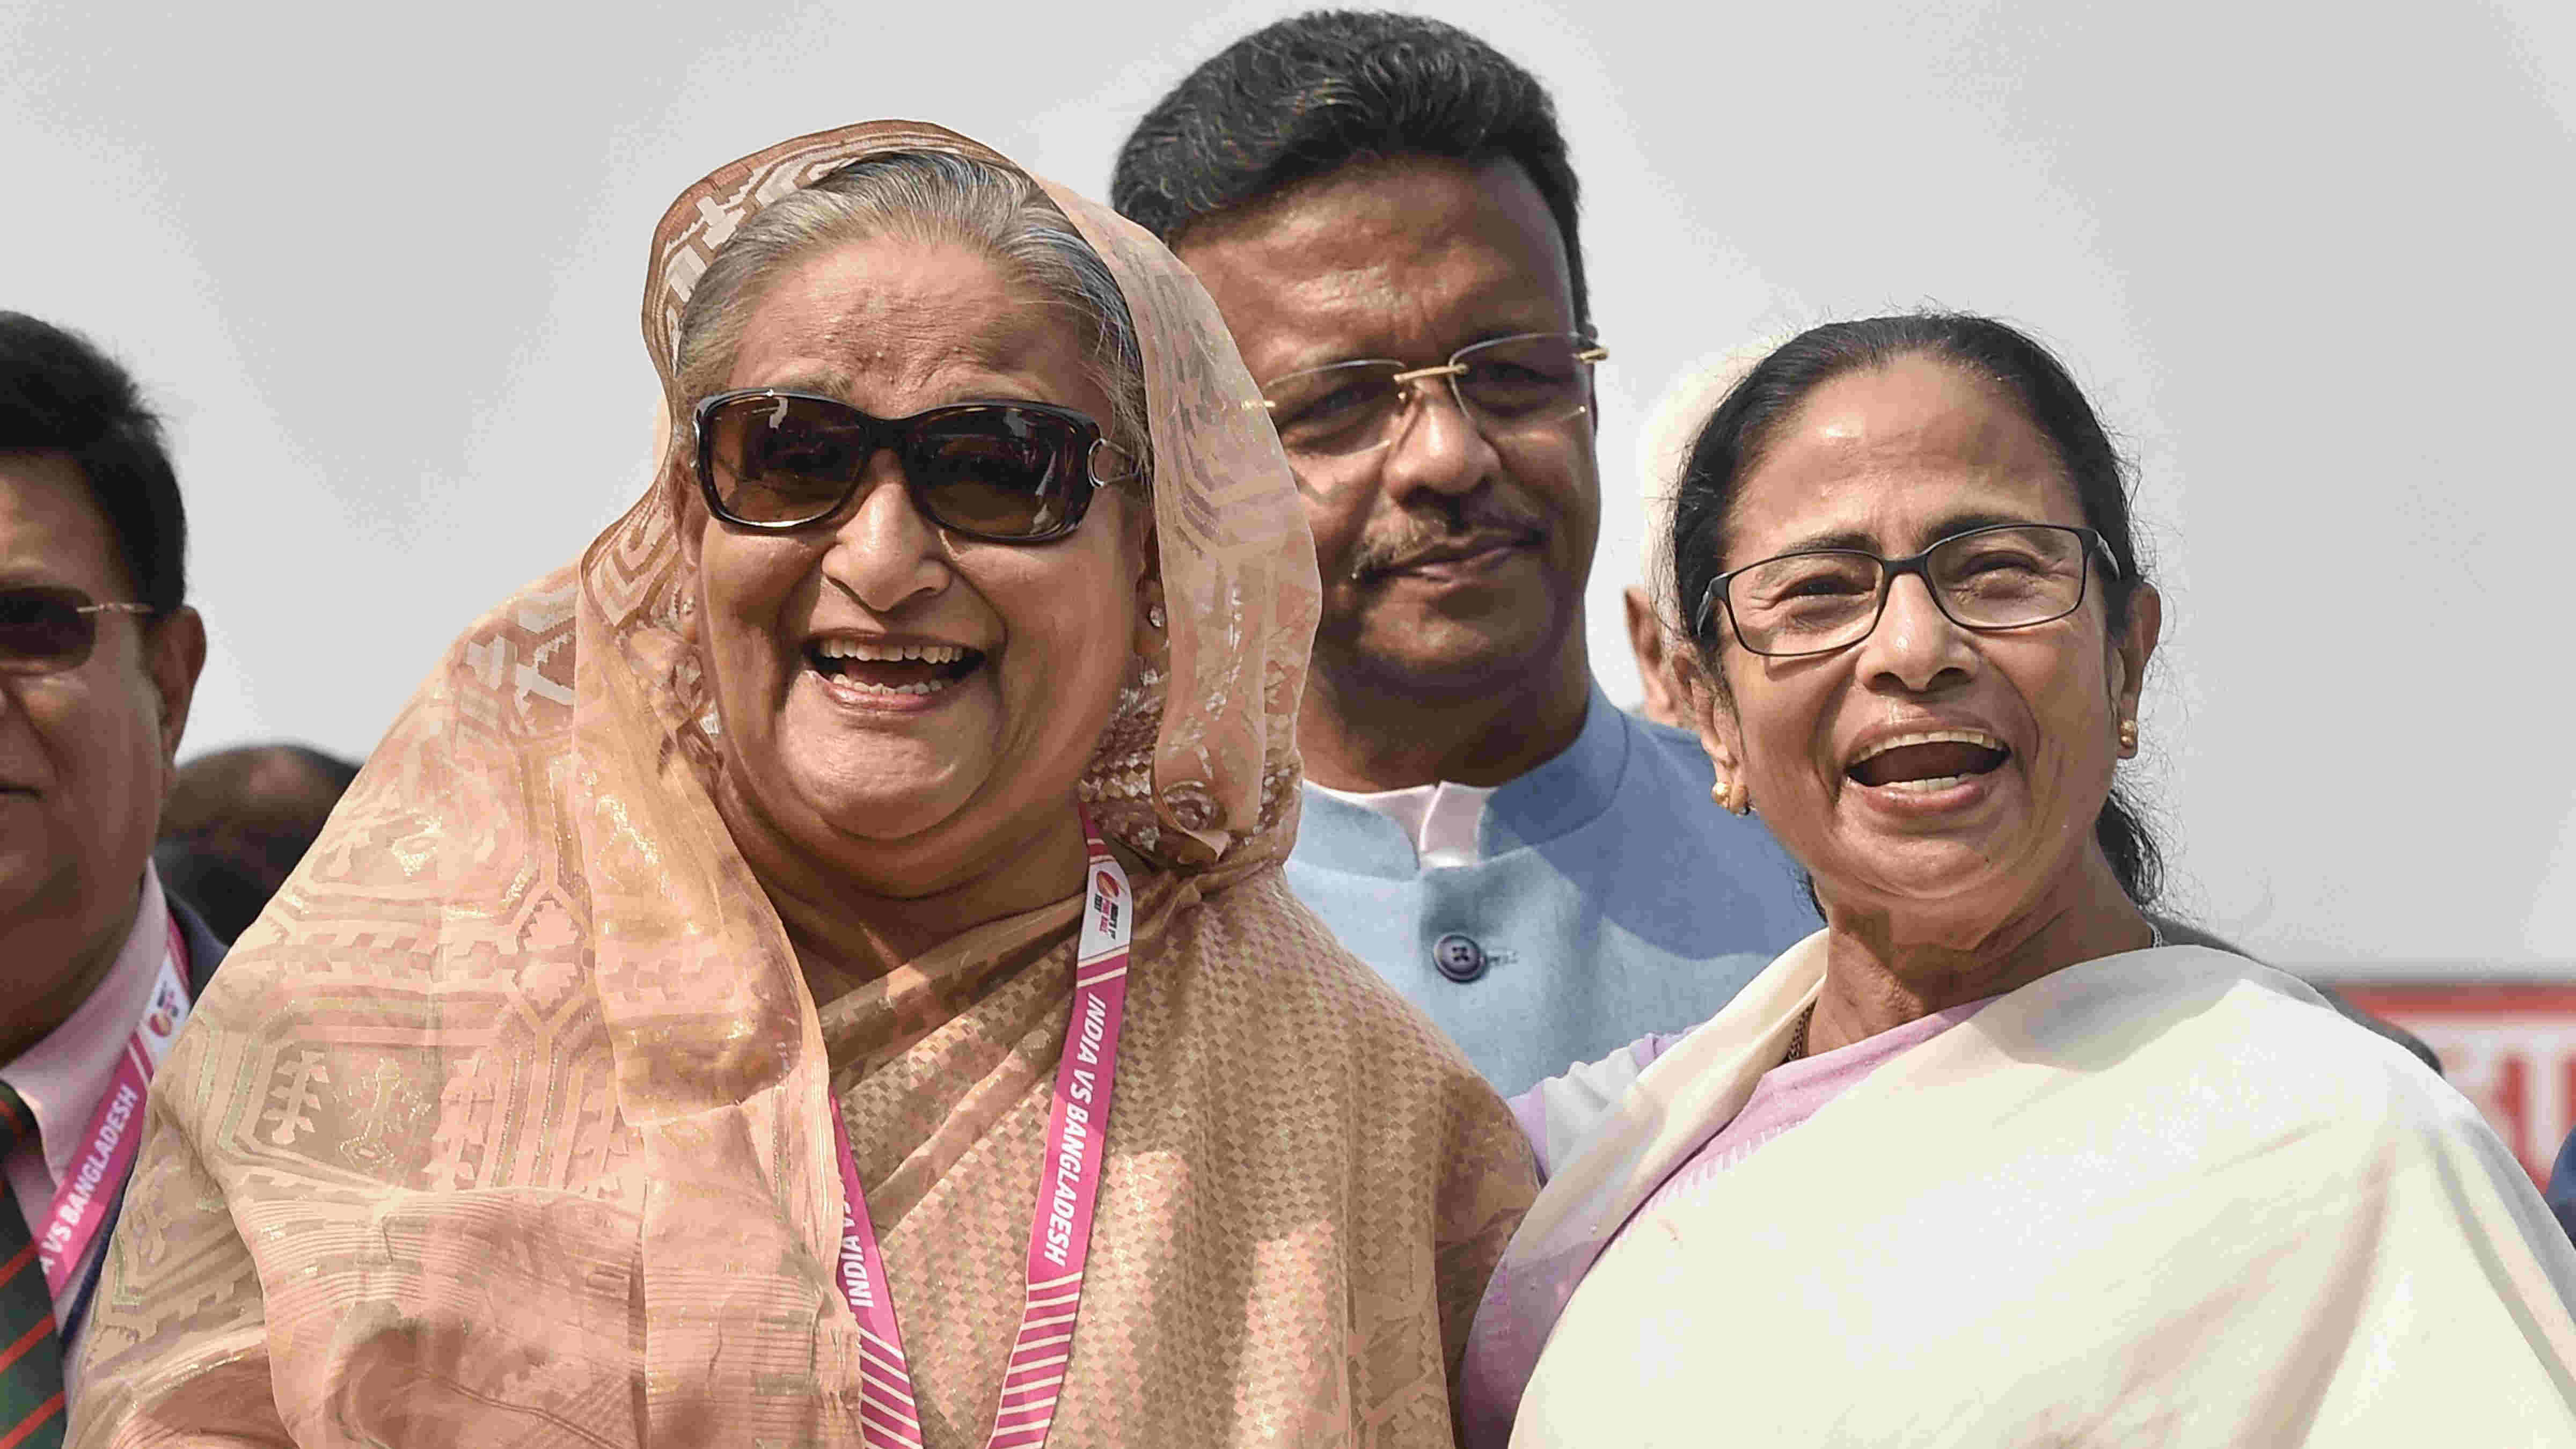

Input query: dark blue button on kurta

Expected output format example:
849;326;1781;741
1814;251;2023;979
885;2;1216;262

1432;933;1489;983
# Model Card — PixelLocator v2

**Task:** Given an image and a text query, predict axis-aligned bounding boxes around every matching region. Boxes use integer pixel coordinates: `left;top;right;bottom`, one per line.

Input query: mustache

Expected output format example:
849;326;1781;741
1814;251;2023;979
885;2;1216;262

1346;500;1549;580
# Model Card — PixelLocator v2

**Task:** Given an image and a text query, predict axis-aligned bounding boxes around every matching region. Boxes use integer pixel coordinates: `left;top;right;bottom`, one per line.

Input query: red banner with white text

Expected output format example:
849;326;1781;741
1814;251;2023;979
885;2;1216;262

2328;983;2576;1189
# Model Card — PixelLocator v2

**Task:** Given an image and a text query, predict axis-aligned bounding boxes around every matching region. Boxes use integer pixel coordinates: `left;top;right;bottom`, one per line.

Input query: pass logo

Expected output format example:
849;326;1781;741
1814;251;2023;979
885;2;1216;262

1091;868;1123;936
145;978;186;1041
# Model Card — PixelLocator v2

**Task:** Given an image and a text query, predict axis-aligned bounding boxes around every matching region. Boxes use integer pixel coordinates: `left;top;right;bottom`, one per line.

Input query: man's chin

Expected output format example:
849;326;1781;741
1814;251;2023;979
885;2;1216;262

1335;613;1567;697
0;859;85;945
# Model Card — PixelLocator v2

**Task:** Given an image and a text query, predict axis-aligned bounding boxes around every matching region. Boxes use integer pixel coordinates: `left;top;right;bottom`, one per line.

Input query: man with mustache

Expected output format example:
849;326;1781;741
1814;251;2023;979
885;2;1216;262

1;311;223;1439
1115;11;1816;1095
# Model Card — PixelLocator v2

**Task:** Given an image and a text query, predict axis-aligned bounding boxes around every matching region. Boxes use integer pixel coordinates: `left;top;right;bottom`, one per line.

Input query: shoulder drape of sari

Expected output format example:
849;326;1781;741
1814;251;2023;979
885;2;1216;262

69;121;1535;1448
1465;936;2576;1447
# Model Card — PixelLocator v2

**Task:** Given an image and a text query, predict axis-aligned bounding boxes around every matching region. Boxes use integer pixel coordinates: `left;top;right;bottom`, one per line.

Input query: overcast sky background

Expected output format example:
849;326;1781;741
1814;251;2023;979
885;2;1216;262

6;1;2570;968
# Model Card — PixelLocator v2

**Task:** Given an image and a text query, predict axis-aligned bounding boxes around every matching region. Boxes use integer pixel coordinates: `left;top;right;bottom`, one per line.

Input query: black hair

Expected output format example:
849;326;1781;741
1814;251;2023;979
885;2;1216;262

0;312;187;613
1111;9;1589;327
155;744;363;942
1671;312;2164;904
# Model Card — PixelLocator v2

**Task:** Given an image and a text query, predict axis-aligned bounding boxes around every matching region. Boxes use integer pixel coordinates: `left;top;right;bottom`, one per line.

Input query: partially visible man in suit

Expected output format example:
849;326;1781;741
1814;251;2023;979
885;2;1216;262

1;311;219;1438
1115;12;1817;1095
156;743;360;943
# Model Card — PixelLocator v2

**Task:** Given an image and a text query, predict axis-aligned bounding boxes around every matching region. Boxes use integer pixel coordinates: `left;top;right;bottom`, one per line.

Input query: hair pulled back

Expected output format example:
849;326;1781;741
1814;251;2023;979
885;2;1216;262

672;150;1151;482
1669;312;2164;904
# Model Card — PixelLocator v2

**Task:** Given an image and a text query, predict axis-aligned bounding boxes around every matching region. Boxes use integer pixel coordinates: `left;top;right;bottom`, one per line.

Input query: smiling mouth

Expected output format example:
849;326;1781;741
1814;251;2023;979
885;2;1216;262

805;639;986;698
1366;531;1541;579
1847;730;2012;793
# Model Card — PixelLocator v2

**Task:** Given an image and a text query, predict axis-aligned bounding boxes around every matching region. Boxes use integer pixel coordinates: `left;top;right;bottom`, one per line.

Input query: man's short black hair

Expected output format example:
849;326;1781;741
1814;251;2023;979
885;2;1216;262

1112;9;1587;327
0;311;187;613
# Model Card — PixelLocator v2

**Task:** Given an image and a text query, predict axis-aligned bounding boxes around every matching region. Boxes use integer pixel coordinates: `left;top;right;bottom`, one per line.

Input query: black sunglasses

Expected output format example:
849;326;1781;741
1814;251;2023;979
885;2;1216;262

692;389;1141;544
0;586;154;676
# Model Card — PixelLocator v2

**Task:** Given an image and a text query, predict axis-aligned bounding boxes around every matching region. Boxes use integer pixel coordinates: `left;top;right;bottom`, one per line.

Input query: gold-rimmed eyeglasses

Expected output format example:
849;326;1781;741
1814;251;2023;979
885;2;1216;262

1258;331;1607;460
1694;524;2121;658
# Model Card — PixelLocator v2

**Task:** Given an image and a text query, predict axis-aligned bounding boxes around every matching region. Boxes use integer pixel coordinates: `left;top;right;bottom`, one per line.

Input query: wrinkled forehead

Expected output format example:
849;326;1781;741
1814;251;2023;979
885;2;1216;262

718;240;1078;399
1723;361;2085;561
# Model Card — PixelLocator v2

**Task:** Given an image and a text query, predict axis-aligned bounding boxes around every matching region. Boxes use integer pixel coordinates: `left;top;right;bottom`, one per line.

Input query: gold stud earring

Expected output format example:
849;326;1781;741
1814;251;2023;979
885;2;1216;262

2118;719;2139;752
1712;778;1751;816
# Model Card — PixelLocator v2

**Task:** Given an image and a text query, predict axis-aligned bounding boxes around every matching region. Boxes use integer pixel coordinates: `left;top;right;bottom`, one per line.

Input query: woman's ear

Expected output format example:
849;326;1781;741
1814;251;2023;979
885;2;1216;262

1132;522;1167;659
2111;581;2162;724
1674;643;1746;785
671;466;709;576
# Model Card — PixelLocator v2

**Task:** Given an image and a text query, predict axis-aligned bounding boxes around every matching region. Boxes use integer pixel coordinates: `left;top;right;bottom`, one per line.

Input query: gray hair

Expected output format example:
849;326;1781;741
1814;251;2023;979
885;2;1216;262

673;150;1151;484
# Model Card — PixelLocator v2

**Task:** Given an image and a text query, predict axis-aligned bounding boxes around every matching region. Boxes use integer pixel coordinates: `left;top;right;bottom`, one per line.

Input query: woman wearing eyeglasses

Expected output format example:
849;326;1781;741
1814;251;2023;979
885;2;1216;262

69;122;1535;1448
1459;314;2576;1446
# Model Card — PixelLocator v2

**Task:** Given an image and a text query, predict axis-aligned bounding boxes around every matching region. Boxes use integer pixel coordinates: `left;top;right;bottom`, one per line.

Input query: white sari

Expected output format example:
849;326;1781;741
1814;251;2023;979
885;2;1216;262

1463;934;2576;1446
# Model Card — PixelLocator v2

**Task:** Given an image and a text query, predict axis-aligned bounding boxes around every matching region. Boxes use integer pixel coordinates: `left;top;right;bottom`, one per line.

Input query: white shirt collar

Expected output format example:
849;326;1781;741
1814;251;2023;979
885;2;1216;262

1307;779;1497;869
1;863;173;1188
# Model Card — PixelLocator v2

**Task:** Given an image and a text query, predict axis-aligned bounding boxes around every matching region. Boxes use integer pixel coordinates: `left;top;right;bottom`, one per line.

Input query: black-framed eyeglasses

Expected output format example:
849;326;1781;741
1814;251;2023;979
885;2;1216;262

692;389;1143;544
1257;331;1607;459
0;586;155;677
1695;523;2121;658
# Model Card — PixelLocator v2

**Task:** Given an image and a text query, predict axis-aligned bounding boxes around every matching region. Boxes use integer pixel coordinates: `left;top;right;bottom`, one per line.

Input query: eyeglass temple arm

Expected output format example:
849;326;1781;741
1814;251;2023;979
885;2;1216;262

1692;575;1725;636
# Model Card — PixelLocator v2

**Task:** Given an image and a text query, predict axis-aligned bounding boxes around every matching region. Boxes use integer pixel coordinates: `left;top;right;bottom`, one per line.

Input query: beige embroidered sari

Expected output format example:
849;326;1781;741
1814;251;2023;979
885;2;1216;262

70;122;1535;1448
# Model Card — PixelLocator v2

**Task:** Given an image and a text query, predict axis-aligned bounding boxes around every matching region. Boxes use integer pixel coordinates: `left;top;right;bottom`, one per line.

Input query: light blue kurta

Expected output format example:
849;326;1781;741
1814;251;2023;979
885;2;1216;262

1285;689;1820;1095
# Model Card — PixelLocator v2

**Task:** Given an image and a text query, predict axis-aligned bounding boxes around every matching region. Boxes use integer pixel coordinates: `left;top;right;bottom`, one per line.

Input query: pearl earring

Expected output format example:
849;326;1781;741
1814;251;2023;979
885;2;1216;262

1147;603;1166;630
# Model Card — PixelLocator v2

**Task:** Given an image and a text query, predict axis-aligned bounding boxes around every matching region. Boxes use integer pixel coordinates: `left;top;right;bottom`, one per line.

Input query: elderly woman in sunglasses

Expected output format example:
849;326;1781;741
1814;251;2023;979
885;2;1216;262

71;123;1534;1449
1459;314;2576;1447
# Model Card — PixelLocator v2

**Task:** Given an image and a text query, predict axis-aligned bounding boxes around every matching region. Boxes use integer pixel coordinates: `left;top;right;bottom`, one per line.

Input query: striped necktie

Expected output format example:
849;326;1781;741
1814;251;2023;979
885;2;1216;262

0;1082;63;1449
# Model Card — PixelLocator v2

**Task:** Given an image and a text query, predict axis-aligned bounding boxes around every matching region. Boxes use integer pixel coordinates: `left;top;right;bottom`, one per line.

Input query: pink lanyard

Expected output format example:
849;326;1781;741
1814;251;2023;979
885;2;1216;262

830;810;1135;1449
34;915;192;1302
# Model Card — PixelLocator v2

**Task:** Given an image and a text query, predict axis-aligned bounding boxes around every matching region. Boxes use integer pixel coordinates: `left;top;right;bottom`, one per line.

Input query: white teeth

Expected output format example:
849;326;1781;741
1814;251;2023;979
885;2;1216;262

813;639;968;664
827;674;962;697
1879;774;1973;794
1850;729;2006;766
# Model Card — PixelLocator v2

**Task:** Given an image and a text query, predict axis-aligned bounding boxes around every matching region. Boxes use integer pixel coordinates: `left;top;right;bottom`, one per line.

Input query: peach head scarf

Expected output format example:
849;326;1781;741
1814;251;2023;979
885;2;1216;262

70;121;1535;1448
